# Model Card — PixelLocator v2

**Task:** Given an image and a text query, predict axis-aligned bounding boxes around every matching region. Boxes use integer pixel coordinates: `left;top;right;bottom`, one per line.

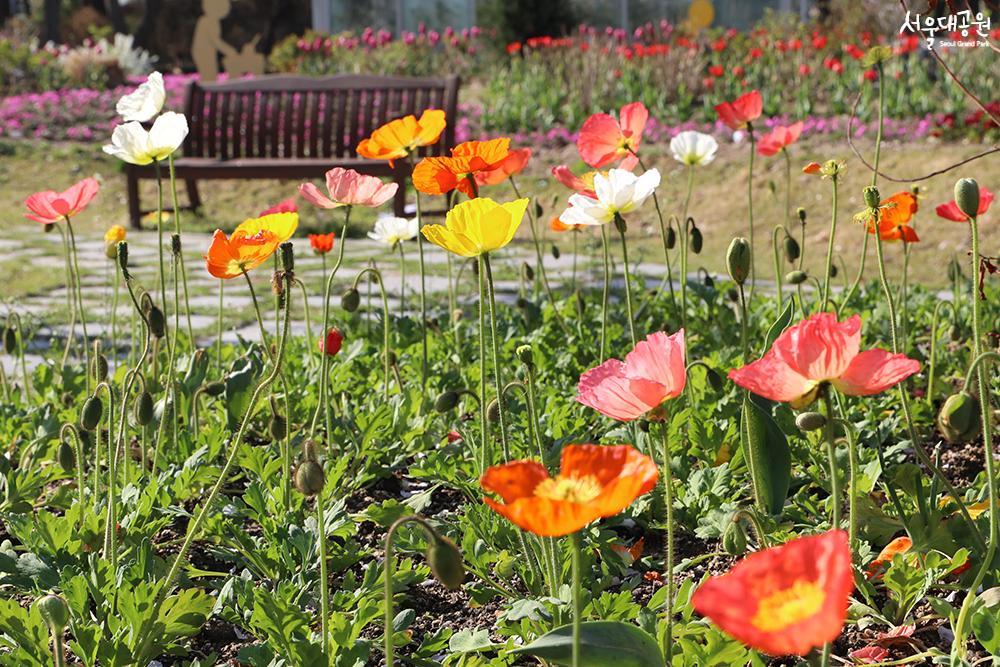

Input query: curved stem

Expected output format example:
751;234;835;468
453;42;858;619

316;485;330;658
482;254;509;459
397;242;406;318
599;225;611;361
927;300;954;405
661;421;675;664
383;515;441;667
293;278;314;364
680;168;694;330
570;531;582;667
167;155;194;343
477;256;490;469
615;216;637;347
415;190;429;394
64;218;91;391
56;224;75;371
821;176;839;312
154;160;166;315
60;424;86;520
350;267;392;399
771;225;785;310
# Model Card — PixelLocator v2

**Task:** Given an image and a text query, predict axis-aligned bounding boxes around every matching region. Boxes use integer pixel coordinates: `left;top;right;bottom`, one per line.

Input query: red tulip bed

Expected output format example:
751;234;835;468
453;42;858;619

1;18;1000;667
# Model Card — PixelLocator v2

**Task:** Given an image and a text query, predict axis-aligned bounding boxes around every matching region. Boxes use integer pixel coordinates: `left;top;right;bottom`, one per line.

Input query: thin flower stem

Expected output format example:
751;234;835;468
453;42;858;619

571;230;578;292
293;278;314;363
570;531;582;667
110;268;119;361
926;301;955;405
635;155;677;308
615;216;637;347
216;280;224;369
316;486;330;658
167;155;194;343
415;190;429;394
746;127;757;300
64;218;91;391
7;314;32;403
737;283;749;360
60;424;86;523
661;421;675;665
821;175;839;311
840;232;869;314
482;254;510;459
822;392;842;532
397;242;406;318
680;166;695;330
350;267;392;399
56;224;76;371
771;226;785;310
154;160;166;311
599;224;611;361
477;256;490;468
383;515;440;667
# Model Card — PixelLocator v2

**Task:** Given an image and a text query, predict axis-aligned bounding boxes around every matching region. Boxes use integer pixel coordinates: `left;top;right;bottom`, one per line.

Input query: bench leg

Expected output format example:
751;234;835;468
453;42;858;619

185;179;202;210
127;170;142;229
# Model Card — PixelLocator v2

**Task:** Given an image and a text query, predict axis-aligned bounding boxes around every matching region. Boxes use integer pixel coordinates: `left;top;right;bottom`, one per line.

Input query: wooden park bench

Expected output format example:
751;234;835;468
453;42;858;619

124;73;460;227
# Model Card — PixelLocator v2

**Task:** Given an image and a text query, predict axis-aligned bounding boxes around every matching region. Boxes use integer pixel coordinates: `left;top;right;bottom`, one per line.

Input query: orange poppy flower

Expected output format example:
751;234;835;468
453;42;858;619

692;530;853;657
205;228;282;279
356;109;447;165
480;444;658;537
475;147;531;186
412;138;510;197
802;162;822;175
309;232;335;255
859;191;919;243
550;216;584;232
865;536;912;579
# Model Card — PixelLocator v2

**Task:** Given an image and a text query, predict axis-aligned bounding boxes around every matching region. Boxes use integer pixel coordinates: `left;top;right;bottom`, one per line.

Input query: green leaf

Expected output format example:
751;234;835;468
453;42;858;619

448;628;495;654
740;395;791;516
762;298;794;355
510;621;664;666
972;588;1000;656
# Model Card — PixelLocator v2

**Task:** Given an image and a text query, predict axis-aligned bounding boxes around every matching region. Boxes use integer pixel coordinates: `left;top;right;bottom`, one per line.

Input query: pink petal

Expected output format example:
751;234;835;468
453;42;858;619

623;330;686;400
728;350;815;404
619;102;648;145
24;190;62;222
935;200;968;222
577;359;659;421
61;177;99;215
849;646;889;664
298;182;339;209
772;313;861;383
833;349;920;397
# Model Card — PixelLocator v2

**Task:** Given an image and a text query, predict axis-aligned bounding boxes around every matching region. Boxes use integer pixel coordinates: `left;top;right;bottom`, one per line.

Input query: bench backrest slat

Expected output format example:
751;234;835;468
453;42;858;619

182;74;459;161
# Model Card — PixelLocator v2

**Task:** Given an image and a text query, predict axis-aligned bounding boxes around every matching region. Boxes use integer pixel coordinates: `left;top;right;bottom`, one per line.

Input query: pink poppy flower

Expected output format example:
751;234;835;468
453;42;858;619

715;90;763;130
729;313;920;409
298;167;398;209
551;165;597;198
260;197;298;216
935;187;993;222
577;330;686;422
757;121;804;157
577;101;648;170
849;647;890;664
24;177;100;224
476;147;532;186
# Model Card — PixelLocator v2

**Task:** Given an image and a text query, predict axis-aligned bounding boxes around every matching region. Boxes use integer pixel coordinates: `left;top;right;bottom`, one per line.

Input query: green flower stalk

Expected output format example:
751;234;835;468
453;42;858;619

5;314;32;402
167;155;195;343
614;214;637;347
599;223;611;361
415;190;429;395
63;214;92;391
348;266;392;399
481;253;510;459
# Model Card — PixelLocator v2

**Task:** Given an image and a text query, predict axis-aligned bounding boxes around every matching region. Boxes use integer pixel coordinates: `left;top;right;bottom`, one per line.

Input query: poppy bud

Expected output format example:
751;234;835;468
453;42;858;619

45;223;54;233
434;390;459;413
516;344;534;369
147;305;166;338
785;270;808;285
575;289;586;316
613;215;627;234
795;411;827;432
280;241;295;271
80;395;103;431
690;226;703;254
3;327;15;354
170;233;181;255
522;262;534;281
134;391;154;425
534;201;543;219
705;367;724;392
551;244;561;260
451;308;463;322
37;594;70;632
954;178;980;220
638;420;651;433
665;225;676;249
863;186;881;210
726;237;751;285
386;350;397;366
722;516;747;556
937;392;980;444
427;534;465;590
783;236;800;263
797;207;807;223
91;354;108;382
320;327;343;356
57;439;75;472
949;324;961;342
295;460;326;496
104;241;118;260
61;391;74;407
202;381;226;397
341;288;360;313
487;398;501;423
830;264;838;278
703;273;714;289
269;414;287;441
470;258;479;277
515;297;528;310
117;241;129;277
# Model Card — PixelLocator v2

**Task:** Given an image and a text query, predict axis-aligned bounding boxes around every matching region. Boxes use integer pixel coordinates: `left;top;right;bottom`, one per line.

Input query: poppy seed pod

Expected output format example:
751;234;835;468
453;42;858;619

795;411;827;432
522;262;534;281
295;459;326;496
116;241;129;276
147;305;166;338
434;390;459;413
170;233;182;255
3;327;15;354
937;391;980;444
726;237;751;285
722;516;748;556
202;381;226;397
134;391;154;425
783;236;800;263
37;594;70;632
341;288;361;313
954;178;980;220
785;270;808;285
487;398;501;423
665;225;676;249
57;439;75;472
280;241;295;271
80;395;103;431
427;534;465;590
690;226;703;254
516;344;534;369
863;186;881;210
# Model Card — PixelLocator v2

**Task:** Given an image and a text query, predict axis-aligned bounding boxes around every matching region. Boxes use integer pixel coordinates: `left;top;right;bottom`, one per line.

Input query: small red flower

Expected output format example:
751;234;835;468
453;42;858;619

715;90;763;130
319;327;343;356
709;65;724;78
259;198;297;216
936;187;993;222
309;232;335;255
863;69;878;82
447;430;463;443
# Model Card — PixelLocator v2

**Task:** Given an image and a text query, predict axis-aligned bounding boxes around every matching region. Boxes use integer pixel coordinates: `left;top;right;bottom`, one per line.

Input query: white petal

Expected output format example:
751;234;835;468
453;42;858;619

629;169;661;207
116;71;165;122
148;111;188;158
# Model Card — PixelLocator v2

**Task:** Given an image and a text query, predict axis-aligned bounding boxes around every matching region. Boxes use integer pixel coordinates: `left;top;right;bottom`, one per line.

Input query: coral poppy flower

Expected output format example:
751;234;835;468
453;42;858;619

936;187;994;222
475;147;531;186
421;197;527;257
858;191;919;243
757;121;804;157
729;313;920;409
577;101;648;170
866;536;912;578
204;227;283;279
412;138;511;196
802;162;822;175
259;198;297;216
299;167;398;209
691;530;853;657
481;444;658;537
551;165;598;198
319;327;343;356
577;330;686;421
715;90;763;131
309;233;334;255
24;177;100;224
356;109;447;165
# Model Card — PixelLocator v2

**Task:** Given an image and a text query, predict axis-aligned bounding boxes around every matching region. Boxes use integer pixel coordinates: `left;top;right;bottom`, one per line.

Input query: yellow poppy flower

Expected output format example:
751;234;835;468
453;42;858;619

234;211;299;244
421;197;527;257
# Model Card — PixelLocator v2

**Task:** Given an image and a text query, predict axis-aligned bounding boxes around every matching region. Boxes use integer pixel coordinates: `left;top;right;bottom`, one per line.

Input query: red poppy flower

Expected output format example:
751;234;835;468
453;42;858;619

757;121;804;157
24;177;100;224
319;327;343;356
715;90;763;130
692;530;853;656
259;198;297;216
936;187;993;222
577;102;648;170
481;444;658;537
709;65;724;77
309;232;335;255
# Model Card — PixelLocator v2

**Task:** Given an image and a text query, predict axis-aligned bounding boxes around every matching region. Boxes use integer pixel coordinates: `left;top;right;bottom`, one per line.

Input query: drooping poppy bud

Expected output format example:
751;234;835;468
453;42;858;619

3;327;15;354
937;391;980;444
665;225;676;249
134;391;154;426
269;413;287;441
57;439;75;472
147;305;166;338
341;288;360;313
522;262;534;281
319;327;343;356
785;270;808;285
722;516;748;556
91;354;109;382
202;381;226;397
434;390;459;413
551;244;561;260
784;236;800;263
796;411;828;432
295;459;326;496
37;594;70;633
954;178;980;220
487;398;501;423
690;226;703;254
726;237;751;285
704;366;724;392
80;395;103;431
427;534;465;590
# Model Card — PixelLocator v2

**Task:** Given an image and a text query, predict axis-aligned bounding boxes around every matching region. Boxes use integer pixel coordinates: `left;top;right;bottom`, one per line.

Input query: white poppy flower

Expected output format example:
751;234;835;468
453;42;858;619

116;71;166;123
670;131;718;166
558;168;660;227
368;215;419;246
102;111;189;165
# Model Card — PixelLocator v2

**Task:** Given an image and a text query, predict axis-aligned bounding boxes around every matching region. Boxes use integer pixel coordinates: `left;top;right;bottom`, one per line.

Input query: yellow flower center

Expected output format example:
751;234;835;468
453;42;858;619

534;475;602;503
750;579;826;632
